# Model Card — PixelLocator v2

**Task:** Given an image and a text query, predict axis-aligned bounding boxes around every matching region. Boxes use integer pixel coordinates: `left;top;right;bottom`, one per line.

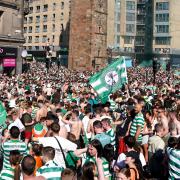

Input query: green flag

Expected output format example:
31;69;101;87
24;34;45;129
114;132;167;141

0;101;7;130
89;56;128;103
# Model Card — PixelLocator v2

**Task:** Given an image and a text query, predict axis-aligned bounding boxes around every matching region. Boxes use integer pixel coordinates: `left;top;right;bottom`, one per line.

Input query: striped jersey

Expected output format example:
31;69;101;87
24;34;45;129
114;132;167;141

85;156;111;178
1;139;28;168
36;160;63;180
31;106;39;120
130;112;144;142
109;99;117;111
166;147;180;180
0;167;14;180
106;128;116;146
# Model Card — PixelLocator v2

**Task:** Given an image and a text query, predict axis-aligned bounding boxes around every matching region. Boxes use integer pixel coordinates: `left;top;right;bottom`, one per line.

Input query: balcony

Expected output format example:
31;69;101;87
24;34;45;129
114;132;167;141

43;8;48;12
43;18;47;22
36;19;40;23
137;0;146;4
137;10;146;15
135;41;145;46
136;20;145;25
35;29;40;33
136;31;145;36
28;30;32;33
35;39;39;43
43;29;47;32
28;39;32;43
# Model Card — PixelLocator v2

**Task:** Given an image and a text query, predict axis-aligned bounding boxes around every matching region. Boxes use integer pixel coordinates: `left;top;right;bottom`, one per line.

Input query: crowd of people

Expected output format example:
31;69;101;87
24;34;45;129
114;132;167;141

0;61;179;180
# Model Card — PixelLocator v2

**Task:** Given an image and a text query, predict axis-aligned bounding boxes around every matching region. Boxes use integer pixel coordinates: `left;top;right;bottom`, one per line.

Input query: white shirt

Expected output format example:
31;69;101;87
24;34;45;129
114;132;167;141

8;118;25;131
82;116;91;139
38;136;77;168
117;152;146;168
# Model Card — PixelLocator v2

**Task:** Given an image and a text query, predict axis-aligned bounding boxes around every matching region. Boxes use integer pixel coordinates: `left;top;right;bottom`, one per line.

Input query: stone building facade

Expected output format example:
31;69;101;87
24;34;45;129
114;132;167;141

68;0;108;71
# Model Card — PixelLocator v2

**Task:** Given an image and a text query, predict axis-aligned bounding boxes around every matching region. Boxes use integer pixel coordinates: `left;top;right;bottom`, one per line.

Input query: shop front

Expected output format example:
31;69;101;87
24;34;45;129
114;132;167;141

0;47;17;75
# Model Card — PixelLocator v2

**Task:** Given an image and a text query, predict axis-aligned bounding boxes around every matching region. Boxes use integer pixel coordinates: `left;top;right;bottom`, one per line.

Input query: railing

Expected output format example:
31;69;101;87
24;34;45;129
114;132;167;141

43;8;48;12
136;20;145;25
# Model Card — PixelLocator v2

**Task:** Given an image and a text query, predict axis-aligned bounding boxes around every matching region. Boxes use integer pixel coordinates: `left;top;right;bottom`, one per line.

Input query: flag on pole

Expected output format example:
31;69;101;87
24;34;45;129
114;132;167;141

0;101;7;130
89;56;128;103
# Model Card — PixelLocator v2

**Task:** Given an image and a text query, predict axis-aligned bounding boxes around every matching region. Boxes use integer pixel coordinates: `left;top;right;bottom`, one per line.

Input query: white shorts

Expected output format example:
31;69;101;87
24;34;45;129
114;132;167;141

142;135;149;145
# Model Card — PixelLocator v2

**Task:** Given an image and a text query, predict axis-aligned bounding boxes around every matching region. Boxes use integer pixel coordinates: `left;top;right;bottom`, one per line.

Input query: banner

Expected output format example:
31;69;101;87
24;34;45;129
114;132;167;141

89;56;128;103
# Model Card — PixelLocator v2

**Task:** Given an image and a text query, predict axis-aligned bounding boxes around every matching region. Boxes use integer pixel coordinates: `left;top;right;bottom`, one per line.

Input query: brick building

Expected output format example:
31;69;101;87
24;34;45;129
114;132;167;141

68;0;108;71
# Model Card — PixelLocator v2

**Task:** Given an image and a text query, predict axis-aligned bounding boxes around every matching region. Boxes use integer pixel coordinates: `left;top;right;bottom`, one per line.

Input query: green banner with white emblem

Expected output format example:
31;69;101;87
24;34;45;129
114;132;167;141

89;56;128;103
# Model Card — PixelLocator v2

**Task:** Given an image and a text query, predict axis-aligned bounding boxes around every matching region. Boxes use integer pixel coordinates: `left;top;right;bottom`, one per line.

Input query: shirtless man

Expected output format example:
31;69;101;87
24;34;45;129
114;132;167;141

62;110;83;147
157;107;169;137
36;100;48;122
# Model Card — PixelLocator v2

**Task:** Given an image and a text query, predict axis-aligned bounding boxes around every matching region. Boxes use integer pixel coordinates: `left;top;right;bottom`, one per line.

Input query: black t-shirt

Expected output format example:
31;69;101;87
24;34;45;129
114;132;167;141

116;115;133;137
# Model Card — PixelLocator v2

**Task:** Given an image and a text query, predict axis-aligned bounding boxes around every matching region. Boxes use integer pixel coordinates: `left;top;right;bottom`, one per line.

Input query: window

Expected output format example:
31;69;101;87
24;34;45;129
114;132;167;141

155;37;170;45
126;12;135;21
61;24;64;30
126;1;135;10
52;24;55;32
156;25;169;33
28;26;32;33
124;36;133;44
29;7;33;13
36;16;40;23
36;6;40;13
24;17;27;24
60;12;64;20
53;3;56;10
35;26;40;33
24;27;27;33
43;4;48;12
28;36;32;43
29;16;33;23
35;36;39;43
42;35;47;43
52;14;55;21
156;2;169;11
135;37;144;45
43;25;47;32
116;12;120;21
156;13;169;22
52;35;55;42
116;35;120;44
43;15;48;22
126;24;135;33
35;46;39;50
124;47;133;52
155;48;170;53
116;24;120;32
61;2;64;9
